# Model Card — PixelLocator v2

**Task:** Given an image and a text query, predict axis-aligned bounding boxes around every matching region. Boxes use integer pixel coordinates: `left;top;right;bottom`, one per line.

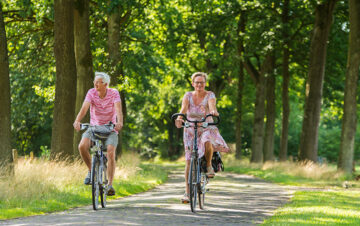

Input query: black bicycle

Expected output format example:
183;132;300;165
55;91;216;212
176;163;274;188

172;113;220;212
80;122;114;210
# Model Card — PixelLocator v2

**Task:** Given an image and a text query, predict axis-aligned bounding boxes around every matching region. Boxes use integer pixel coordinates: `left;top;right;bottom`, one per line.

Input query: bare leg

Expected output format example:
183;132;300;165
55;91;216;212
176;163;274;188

78;137;91;171
205;141;214;167
185;160;190;195
106;145;116;186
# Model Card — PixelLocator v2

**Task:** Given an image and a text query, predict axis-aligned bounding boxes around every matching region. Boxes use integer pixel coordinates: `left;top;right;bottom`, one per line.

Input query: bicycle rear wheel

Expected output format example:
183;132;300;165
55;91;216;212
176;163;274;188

100;157;108;208
189;157;197;212
92;155;100;210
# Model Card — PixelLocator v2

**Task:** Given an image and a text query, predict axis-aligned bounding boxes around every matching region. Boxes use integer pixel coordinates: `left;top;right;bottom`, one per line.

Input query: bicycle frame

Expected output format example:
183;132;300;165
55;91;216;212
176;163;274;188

91;139;107;188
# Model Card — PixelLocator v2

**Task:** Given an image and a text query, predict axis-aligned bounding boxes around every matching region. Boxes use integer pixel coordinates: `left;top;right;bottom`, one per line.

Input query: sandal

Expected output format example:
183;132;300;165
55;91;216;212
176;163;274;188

107;185;116;196
206;166;215;178
181;193;190;204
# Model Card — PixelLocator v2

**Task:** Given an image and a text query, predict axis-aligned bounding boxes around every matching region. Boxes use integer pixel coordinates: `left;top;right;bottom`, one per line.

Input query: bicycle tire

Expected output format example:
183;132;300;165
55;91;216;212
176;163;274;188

100;157;107;208
189;157;197;212
92;155;100;210
198;173;206;210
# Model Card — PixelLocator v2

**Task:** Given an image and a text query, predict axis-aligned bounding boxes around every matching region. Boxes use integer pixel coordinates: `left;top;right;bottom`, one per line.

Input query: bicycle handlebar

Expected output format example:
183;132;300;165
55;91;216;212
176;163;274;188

171;113;220;126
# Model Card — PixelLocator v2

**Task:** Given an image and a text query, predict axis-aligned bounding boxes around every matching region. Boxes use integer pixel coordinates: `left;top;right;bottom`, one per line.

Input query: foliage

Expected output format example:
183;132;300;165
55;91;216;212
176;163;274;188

2;0;359;165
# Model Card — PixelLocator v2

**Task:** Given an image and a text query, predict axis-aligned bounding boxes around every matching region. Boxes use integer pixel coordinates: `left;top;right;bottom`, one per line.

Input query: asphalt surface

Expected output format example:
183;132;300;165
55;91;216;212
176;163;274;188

1;170;292;225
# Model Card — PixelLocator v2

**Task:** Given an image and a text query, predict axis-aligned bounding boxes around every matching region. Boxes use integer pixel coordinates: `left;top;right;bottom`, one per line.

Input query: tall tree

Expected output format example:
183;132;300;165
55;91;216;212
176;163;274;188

263;55;276;162
279;0;290;161
298;0;338;162
107;2;129;157
73;0;93;157
244;53;275;163
337;0;360;173
235;11;246;159
0;2;13;172
51;0;77;160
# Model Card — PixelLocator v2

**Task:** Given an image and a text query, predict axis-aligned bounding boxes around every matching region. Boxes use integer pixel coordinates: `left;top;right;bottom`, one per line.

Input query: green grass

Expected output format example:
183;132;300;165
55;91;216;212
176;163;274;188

0;162;167;220
263;191;360;225
224;157;360;225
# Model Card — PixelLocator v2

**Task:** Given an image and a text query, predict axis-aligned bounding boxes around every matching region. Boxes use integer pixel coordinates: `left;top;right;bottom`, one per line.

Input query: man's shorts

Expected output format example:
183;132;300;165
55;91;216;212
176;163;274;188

82;128;118;148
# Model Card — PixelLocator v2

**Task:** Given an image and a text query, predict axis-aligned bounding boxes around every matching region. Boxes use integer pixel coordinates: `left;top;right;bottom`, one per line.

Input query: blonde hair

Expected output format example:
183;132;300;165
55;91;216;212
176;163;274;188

191;72;208;82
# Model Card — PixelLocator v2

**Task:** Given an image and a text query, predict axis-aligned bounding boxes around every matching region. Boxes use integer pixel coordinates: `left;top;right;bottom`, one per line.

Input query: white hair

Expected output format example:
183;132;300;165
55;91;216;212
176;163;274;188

95;72;111;86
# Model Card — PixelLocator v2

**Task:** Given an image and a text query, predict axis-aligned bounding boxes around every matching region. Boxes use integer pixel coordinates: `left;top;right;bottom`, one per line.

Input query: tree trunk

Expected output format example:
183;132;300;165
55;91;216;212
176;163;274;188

279;0;290;162
0;3;13;173
108;3;127;157
235;11;246;159
243;54;274;163
251;71;266;163
51;0;77;160
73;0;93;158
263;55;276;162
338;0;360;173
298;0;337;162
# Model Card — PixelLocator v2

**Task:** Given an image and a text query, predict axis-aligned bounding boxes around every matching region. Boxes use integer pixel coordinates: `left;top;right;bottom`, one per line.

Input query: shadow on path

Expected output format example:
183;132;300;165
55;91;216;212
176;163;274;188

1;171;291;226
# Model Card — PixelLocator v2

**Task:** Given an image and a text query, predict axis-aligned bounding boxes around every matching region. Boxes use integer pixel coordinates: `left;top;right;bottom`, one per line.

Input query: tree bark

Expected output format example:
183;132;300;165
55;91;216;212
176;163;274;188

108;3;127;157
235;11;246;159
338;0;360;173
279;0;290;162
0;3;13;173
73;0;93;158
51;0;77;160
243;54;274;163
263;55;276;162
298;0;337;162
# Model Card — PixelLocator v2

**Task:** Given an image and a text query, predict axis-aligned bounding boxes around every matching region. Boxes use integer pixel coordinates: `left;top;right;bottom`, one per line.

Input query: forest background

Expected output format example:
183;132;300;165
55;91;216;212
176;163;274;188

0;0;359;175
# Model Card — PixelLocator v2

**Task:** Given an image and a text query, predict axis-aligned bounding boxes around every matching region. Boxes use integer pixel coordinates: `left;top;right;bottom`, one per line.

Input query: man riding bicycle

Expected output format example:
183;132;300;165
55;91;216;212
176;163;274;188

73;72;123;196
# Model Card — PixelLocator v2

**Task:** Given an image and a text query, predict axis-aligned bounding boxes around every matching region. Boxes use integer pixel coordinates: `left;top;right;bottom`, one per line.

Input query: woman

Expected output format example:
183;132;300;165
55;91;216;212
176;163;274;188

175;72;230;203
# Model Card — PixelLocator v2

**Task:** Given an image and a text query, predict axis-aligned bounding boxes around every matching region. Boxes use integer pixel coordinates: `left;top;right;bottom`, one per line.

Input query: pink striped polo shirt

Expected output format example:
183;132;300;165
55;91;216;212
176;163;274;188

85;88;121;128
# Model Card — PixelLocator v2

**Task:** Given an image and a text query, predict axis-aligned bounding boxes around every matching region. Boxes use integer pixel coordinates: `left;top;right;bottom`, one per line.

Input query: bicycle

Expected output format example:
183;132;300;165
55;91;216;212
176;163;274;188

171;113;220;213
80;122;114;210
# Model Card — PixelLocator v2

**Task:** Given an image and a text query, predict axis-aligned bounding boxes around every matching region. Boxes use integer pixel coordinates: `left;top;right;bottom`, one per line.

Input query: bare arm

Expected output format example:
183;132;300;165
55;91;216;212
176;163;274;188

73;101;91;131
114;101;123;131
175;95;189;128
208;97;219;116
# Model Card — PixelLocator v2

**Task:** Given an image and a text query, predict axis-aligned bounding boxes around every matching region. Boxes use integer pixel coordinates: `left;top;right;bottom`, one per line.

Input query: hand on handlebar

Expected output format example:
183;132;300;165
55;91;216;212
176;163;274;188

210;110;219;116
73;121;81;131
115;122;123;131
175;118;184;128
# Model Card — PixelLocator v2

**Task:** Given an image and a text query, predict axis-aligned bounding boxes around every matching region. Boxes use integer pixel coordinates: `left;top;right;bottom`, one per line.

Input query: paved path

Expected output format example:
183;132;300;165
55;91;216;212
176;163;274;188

1;171;292;225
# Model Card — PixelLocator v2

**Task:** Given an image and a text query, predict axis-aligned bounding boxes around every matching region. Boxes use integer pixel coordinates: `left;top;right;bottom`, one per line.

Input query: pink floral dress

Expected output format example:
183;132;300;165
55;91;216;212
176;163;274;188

183;91;230;160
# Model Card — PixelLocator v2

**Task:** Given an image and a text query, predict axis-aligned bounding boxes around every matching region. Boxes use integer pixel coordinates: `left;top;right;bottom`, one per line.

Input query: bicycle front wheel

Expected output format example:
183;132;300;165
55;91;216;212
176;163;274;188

92;155;100;210
198;173;206;210
100;157;108;208
189;157;197;213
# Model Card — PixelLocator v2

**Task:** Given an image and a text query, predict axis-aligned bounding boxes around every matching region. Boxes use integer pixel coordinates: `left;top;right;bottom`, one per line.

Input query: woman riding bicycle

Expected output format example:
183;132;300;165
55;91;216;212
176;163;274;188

175;72;229;203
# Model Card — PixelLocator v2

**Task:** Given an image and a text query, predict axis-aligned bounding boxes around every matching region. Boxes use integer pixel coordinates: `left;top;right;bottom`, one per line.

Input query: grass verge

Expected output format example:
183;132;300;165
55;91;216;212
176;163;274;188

224;155;360;225
0;152;168;220
263;190;360;225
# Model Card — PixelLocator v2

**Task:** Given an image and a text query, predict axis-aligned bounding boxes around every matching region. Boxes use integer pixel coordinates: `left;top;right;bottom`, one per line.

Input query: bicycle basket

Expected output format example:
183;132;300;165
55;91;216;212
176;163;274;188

91;125;112;140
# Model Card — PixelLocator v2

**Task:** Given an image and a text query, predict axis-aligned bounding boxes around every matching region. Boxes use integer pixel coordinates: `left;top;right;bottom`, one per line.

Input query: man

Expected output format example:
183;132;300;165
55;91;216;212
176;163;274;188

73;72;123;196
